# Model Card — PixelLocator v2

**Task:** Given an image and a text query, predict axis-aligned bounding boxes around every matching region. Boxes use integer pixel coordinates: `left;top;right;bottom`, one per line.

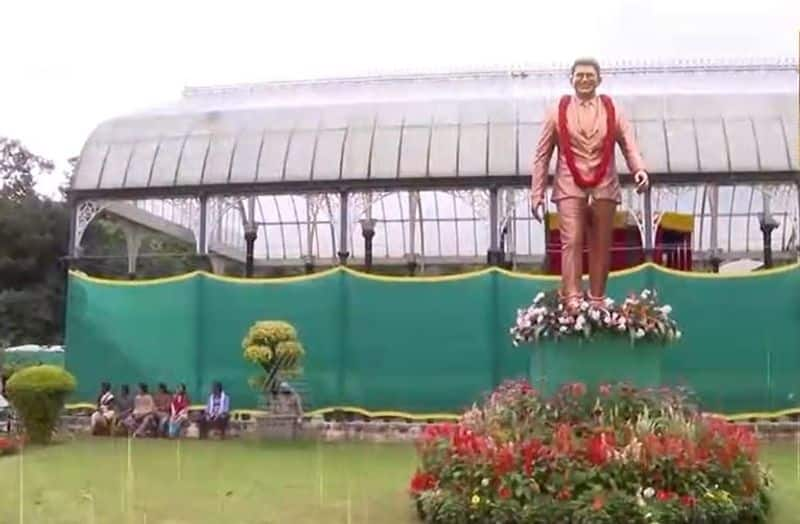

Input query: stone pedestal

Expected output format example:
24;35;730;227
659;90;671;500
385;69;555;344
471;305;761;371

255;414;301;440
529;338;663;396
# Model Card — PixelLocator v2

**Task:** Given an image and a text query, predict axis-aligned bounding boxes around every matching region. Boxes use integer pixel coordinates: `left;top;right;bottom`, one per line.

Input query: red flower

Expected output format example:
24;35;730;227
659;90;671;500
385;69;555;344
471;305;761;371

680;495;696;507
569;382;588;398
585;432;615;466
409;471;437;494
493;445;515;477
592;494;605;510
521;438;544;475
498;485;512;499
598;384;611;396
656;490;675;502
556;487;572;500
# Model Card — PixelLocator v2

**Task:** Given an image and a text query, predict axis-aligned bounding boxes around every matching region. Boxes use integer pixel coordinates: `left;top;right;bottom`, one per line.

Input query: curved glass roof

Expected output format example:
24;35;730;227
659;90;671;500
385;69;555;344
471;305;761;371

72;62;798;194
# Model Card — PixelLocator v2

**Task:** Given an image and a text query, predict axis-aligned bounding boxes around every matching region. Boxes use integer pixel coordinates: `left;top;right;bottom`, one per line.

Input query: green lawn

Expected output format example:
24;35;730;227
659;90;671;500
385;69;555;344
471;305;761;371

0;438;797;524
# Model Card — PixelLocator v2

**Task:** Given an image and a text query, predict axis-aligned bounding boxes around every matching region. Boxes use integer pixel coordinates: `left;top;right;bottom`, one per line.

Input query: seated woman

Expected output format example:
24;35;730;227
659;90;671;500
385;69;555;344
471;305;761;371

167;383;190;438
114;384;134;436
126;383;157;438
90;382;116;435
153;383;172;437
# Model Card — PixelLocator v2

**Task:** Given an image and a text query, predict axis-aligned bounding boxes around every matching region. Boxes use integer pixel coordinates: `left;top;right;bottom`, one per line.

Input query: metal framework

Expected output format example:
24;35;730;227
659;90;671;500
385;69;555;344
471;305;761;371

67;59;800;273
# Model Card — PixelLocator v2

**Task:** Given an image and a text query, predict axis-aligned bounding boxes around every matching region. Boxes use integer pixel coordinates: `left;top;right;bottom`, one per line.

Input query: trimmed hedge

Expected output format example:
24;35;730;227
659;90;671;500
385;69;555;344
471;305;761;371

6;365;76;444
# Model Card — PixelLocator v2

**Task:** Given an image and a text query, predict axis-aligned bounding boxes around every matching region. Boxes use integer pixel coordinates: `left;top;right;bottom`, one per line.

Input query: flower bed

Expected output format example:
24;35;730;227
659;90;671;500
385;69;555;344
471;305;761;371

511;289;680;345
0;434;21;456
410;381;770;523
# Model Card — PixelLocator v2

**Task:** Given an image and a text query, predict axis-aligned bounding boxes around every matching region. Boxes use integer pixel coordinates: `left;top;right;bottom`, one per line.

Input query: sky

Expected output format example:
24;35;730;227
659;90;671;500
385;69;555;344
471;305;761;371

1;0;798;199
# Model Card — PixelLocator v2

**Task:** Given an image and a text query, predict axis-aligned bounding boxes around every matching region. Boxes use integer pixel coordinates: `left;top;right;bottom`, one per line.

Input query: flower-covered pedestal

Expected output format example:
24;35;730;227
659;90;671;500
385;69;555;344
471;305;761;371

511;289;679;395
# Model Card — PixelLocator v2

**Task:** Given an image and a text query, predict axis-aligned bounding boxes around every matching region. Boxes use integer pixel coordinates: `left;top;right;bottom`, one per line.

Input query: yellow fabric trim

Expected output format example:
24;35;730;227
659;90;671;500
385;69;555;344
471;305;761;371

68;270;202;286
204;267;341;284
657;212;694;233
64;403;798;422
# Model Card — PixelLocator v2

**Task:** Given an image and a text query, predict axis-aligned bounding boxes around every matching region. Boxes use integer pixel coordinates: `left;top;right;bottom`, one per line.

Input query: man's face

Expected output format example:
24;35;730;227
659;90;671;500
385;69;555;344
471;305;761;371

571;64;600;97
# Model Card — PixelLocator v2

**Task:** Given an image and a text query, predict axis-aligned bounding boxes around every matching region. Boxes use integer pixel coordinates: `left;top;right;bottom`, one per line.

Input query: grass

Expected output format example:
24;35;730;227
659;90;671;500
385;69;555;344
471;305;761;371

0;437;798;523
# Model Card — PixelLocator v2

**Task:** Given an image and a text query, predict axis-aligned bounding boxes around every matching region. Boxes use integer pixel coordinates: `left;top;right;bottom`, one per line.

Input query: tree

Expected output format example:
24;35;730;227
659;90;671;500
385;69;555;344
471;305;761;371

0;138;68;346
242;321;305;397
0;138;54;202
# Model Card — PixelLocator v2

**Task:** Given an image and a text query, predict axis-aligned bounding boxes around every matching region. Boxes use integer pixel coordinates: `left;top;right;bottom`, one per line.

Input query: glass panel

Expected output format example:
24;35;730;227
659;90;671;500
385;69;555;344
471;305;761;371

399;126;430;178
203;134;237;184
229;131;262;184
517;123;538;179
73;142;106;189
370;126;401;179
149;136;183;187
421;220;441;258
458;101;489;125
459;124;487;176
125;140;159;188
428;125;458;177
284;130;316;181
488;123;516;175
635;121;668;173
177;134;209;186
436;221;458;257
695;119;729;172
724;118;759;171
665;120;698;172
256;131;290;182
785;117;799;170
753;118;790;171
342;127;372;179
313;129;346;180
99;143;133;189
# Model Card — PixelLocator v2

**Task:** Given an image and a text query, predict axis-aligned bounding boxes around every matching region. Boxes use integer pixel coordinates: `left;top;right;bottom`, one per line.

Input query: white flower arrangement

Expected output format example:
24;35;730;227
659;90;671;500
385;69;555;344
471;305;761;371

510;289;681;346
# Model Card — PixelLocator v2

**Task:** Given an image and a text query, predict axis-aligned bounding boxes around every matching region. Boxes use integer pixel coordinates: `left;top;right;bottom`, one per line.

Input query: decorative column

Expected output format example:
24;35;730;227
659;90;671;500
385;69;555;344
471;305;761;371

119;221;145;280
486;187;503;265
360;218;376;272
244;196;257;278
244;225;257;278
337;191;350;265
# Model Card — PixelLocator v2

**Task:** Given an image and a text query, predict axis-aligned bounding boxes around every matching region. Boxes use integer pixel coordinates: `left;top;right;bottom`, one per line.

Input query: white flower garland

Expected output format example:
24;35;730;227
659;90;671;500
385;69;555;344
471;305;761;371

510;289;681;346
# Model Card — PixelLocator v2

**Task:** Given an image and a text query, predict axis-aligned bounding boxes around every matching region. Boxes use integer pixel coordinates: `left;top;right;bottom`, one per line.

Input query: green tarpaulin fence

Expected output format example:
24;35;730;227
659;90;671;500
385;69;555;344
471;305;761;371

64;263;800;416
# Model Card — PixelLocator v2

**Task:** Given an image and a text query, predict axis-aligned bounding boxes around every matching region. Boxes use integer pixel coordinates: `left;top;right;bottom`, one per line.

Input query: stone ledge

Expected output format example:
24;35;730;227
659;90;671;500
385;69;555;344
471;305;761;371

48;414;800;443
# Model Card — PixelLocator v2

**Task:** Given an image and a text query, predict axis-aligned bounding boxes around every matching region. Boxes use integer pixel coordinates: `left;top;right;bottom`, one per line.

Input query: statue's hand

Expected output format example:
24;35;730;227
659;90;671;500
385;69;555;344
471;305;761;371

530;200;544;223
634;170;650;193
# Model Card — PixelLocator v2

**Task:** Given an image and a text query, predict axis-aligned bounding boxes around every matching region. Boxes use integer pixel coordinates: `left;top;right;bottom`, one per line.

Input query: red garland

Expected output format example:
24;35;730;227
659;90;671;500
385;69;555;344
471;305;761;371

557;94;616;189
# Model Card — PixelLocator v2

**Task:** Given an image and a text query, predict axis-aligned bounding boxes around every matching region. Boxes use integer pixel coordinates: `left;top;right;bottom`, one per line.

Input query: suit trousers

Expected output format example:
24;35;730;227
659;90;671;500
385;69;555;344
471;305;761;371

556;197;617;301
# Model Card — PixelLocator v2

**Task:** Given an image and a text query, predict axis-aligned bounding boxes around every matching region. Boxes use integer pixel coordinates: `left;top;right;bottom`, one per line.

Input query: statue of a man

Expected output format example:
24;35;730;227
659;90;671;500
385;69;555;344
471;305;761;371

530;57;649;309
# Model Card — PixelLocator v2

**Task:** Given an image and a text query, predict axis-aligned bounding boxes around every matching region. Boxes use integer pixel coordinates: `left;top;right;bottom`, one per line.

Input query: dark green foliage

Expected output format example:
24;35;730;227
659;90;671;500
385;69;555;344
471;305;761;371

5;365;76;443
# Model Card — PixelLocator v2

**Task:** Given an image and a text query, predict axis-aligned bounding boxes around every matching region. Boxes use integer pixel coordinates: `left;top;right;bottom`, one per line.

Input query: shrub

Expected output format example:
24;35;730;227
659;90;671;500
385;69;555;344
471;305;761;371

411;380;770;523
5;365;76;444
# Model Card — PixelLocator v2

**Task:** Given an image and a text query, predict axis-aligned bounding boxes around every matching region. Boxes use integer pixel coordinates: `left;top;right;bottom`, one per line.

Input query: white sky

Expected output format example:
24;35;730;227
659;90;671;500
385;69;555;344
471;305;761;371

1;0;798;198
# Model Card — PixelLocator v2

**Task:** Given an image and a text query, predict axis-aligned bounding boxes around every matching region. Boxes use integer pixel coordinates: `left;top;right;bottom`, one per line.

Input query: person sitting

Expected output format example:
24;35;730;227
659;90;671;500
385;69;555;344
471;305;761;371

167;383;190;439
153;383;172;437
127;383;157;438
273;382;304;418
90;382;116;435
114;384;134;436
198;381;230;439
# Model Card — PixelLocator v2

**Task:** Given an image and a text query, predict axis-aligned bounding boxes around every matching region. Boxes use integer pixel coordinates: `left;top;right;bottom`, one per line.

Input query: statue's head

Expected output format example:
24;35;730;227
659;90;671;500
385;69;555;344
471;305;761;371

570;57;602;97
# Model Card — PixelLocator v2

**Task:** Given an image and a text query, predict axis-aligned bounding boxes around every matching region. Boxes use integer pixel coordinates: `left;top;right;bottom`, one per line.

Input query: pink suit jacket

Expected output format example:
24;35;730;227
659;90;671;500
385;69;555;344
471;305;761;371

530;95;646;206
